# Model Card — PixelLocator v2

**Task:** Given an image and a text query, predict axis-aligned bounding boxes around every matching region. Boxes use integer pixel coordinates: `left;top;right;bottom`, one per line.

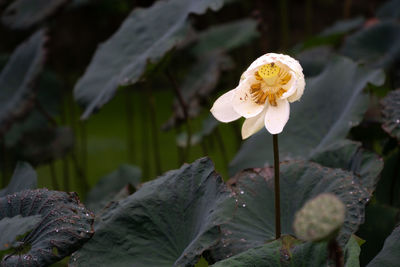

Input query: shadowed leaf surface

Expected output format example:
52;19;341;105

367;226;400;267
0;30;46;136
163;51;233;130
85;164;141;213
230;56;384;175
0;162;36;197
381;88;400;142
311;139;383;194
16;127;74;166
74;0;224;119
211;235;360;266
376;0;400;21
191;18;259;56
70;158;234;267
0;215;42;252
208;161;369;261
0;189;94;266
342;21;400;68
1;0;69;29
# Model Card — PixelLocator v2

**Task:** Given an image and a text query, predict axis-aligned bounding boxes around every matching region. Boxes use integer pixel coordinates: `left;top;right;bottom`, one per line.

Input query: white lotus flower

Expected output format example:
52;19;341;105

210;53;305;139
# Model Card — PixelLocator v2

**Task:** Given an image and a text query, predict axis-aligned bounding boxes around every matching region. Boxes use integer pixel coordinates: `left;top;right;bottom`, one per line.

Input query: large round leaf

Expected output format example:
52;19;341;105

207;161;369;261
381;88;400;142
230;56;384;175
1;0;69;29
0;189;94;266
70;158;233;267
74;0;224;119
0;29;46;136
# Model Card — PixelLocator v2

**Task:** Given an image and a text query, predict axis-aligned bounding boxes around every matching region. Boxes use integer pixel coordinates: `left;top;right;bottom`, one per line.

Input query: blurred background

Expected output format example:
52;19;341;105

0;0;398;265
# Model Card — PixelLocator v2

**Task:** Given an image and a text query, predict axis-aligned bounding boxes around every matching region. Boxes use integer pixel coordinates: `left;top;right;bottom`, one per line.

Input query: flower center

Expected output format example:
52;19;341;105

250;62;291;106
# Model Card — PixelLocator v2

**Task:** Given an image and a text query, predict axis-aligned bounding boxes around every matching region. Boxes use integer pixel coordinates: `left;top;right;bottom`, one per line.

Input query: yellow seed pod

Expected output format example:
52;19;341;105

258;63;280;79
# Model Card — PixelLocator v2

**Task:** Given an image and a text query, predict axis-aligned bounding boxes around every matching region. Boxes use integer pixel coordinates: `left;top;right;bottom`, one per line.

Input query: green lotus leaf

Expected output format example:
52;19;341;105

74;0;224;119
0;189;94;266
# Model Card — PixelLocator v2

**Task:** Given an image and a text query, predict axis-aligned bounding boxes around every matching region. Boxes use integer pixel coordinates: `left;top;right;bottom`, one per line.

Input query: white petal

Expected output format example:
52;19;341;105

287;72;305;102
264;99;290;134
241;109;267;139
280;70;297;99
210;89;241;122
232;78;265;118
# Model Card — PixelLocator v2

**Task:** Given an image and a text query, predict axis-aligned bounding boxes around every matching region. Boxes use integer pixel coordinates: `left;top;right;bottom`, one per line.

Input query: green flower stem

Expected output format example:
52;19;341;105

273;134;281;239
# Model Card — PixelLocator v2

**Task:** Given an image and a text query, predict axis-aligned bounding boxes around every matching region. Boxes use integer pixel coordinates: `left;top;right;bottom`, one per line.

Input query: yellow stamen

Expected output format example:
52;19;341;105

249;62;292;106
276;88;287;98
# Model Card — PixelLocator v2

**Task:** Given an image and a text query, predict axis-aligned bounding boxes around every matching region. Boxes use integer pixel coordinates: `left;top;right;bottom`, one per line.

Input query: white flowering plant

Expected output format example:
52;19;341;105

0;0;399;266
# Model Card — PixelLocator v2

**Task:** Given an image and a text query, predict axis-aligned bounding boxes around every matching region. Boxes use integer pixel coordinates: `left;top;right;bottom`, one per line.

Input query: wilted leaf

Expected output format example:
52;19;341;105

0;189;94;266
74;0;224;119
367;226;400;267
381;88;400;142
70;158;233;267
0;162;36;197
0;29;46;136
311;139;383;194
191;18;259;56
230;56;384;175
0;215;42;251
16;127;74;166
163;51;233;130
1;0;69;29
341;21;400;68
208;161;369;261
85;164;141;213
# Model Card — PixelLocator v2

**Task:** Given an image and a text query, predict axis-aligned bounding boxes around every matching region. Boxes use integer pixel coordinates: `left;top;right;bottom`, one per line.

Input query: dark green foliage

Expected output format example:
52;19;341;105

381;89;400;142
342;22;400;68
0;30;46;136
74;0;224;119
1;0;70;29
311;139;383;194
0;162;36;197
164;51;233;130
85;164;141;213
211;236;360;267
191;18;259;56
207;161;369;261
367;226;400;267
70;158;233;267
0;189;94;266
0;215;42;252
